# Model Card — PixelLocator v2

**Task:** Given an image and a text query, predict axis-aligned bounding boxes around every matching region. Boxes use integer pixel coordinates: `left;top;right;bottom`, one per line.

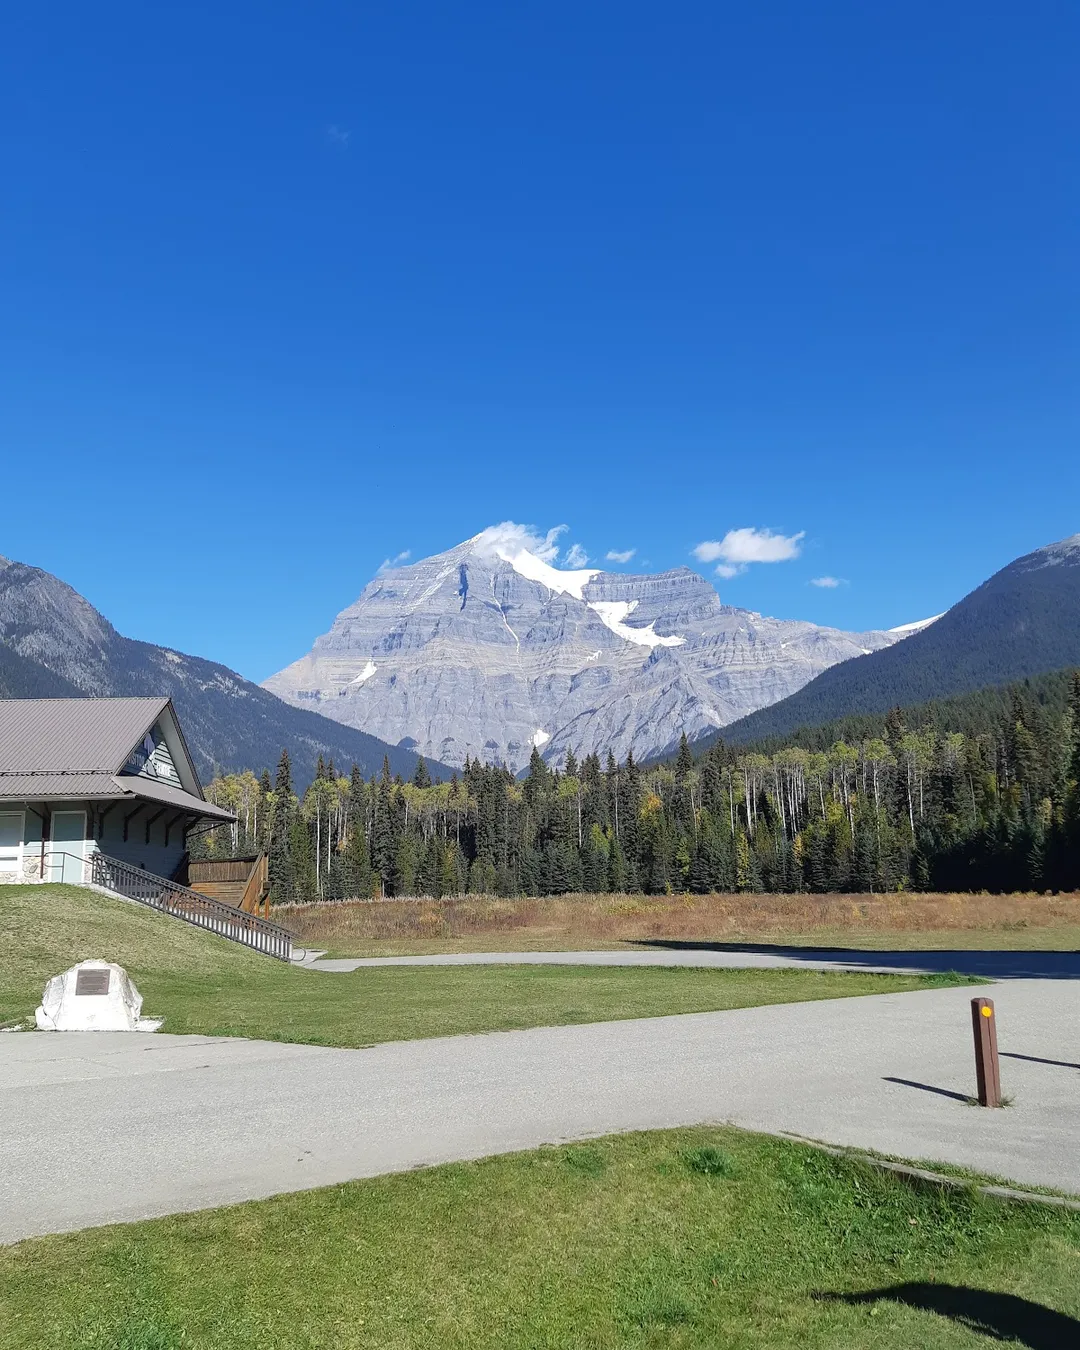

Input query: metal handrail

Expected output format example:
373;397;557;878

83;851;293;962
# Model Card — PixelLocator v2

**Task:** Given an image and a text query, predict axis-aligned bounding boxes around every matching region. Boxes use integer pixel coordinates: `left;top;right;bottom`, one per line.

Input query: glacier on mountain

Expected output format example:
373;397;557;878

587;599;687;648
495;544;598;600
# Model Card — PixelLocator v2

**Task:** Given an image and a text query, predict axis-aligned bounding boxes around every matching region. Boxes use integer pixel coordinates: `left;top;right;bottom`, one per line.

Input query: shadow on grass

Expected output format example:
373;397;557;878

630;939;1080;980
819;1283;1079;1348
882;1076;971;1103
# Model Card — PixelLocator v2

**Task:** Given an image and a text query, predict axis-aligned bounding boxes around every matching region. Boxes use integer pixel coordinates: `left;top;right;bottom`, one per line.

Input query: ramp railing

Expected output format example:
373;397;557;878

87;852;293;961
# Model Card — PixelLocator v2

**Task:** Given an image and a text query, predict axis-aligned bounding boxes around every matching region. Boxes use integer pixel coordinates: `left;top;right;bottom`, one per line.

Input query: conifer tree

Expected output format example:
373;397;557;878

371;773;394;896
274;748;293;798
673;733;695;829
523;745;550;809
268;748;296;903
1068;673;1080;792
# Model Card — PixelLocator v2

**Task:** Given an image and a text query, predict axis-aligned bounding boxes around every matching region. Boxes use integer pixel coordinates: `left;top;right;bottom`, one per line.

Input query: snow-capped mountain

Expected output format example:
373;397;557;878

263;527;913;772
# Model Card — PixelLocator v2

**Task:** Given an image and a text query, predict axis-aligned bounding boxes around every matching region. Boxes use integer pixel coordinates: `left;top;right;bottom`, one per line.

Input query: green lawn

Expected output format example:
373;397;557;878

0;885;973;1048
2;1126;1077;1349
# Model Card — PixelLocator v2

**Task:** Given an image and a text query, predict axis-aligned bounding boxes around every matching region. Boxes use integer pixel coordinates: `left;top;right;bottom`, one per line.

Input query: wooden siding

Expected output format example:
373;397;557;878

188;858;258;883
186;855;270;916
121;722;183;789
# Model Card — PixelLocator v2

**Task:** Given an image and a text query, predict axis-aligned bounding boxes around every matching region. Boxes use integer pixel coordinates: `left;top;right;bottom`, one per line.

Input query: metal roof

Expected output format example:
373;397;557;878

0;697;236;823
0;772;123;797
0;697;169;773
114;774;235;821
0;771;236;821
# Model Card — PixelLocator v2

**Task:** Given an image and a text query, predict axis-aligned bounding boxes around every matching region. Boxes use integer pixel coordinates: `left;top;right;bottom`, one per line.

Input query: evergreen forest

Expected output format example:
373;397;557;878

193;672;1080;901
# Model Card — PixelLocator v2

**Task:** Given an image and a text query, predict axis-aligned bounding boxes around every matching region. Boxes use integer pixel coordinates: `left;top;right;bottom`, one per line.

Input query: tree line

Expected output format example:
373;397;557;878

192;671;1080;900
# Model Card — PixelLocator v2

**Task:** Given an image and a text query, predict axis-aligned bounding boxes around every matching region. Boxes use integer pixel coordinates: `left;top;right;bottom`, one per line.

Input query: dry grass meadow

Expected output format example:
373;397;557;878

282;890;1080;957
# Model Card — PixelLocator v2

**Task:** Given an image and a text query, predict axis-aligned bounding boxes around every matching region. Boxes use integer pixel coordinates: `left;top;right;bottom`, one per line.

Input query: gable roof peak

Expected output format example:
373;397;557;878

0;695;174;775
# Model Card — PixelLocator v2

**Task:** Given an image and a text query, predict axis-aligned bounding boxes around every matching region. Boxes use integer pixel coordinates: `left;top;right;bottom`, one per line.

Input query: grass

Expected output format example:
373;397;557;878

0;884;270;1028
0;885;972;1048
863;1149;1080;1203
283;890;1080;959
115;965;978;1048
1;1125;1077;1348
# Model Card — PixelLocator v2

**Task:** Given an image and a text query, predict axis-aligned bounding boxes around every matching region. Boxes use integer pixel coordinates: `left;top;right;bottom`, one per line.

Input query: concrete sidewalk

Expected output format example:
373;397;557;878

302;945;1080;979
2;978;1078;1244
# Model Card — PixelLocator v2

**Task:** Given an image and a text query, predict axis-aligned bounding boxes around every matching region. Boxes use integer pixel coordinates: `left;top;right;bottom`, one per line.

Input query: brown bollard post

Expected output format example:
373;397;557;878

971;997;1002;1107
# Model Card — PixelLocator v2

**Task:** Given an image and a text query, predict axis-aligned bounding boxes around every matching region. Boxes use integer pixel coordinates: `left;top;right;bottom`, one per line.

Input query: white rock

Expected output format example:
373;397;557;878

35;960;162;1032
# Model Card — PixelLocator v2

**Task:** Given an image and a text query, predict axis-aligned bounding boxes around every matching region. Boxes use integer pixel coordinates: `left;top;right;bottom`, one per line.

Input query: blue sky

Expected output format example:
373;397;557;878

2;1;1076;682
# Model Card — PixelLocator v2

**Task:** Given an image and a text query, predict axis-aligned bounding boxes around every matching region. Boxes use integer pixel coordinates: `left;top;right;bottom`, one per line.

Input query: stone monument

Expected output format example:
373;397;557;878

35;960;162;1032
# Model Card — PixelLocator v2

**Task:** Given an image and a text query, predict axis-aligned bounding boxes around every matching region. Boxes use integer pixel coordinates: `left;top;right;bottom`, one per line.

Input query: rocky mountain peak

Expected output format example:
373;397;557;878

263;529;909;772
1030;533;1080;568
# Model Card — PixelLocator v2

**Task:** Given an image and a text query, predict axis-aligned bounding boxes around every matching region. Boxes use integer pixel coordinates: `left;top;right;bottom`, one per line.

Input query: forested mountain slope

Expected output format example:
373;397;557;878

0;640;80;700
710;534;1080;747
722;668;1077;759
0;556;449;787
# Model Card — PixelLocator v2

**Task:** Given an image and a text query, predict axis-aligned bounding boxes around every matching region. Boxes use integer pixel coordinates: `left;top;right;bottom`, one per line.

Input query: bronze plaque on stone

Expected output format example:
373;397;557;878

75;968;111;996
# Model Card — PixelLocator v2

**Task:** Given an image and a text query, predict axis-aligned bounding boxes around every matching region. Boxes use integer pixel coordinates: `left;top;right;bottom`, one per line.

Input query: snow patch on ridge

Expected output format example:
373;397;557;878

471;523;604;601
532;728;551;748
351;660;378;685
889;613;945;635
588;600;686;648
496;547;599;599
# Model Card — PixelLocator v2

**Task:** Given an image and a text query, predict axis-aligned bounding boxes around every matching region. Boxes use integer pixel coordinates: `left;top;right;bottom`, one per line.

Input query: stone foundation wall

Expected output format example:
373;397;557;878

0;854;73;883
0;855;45;883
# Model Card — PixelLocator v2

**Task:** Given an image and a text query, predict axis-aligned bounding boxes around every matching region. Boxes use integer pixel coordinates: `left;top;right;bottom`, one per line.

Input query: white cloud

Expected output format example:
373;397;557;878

377;550;411;573
810;575;844;588
695;527;805;565
605;548;636;564
473;521;567;564
564;543;590;568
326;124;351;147
693;527;805;578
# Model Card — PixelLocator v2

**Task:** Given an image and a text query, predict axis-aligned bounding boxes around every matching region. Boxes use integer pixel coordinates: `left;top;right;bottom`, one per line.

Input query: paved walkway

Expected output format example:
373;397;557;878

2;978;1078;1244
302;945;1080;979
